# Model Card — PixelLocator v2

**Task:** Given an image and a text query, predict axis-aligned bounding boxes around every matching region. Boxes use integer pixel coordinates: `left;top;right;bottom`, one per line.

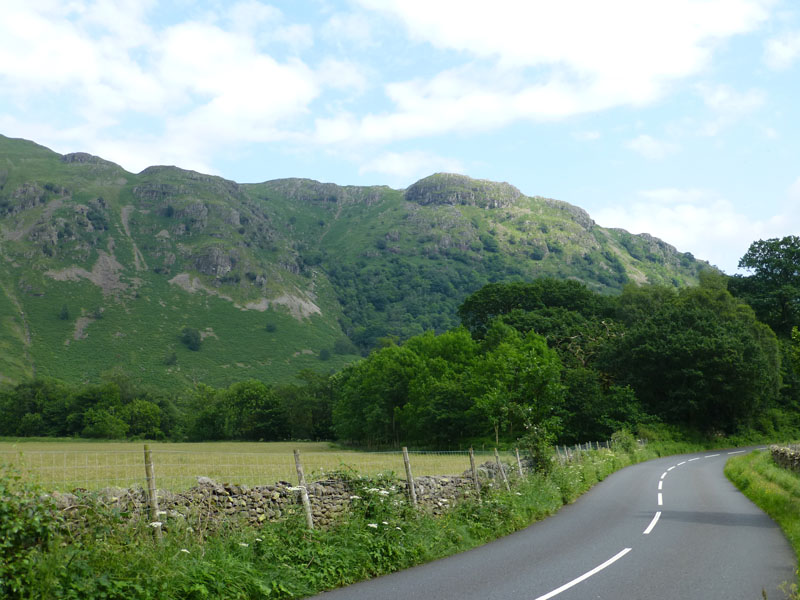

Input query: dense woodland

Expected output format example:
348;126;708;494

1;236;799;447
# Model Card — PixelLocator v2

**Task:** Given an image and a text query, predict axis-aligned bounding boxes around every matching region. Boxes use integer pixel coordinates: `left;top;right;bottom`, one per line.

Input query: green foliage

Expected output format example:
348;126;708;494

733;235;800;336
602;282;780;433
610;429;637;454
58;303;69;321
181;326;202;351
0;466;60;599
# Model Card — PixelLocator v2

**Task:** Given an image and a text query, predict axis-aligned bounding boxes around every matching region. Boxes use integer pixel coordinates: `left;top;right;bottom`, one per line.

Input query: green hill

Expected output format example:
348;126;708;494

0;135;710;390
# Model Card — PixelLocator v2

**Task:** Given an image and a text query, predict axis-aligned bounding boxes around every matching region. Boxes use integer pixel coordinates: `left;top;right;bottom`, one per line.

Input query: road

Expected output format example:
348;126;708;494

313;448;796;600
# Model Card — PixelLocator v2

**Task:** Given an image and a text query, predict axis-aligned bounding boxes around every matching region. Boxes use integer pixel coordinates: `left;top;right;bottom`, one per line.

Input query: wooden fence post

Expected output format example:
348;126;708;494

515;448;524;478
293;449;314;530
494;448;511;492
143;444;161;541
402;447;417;507
469;447;481;496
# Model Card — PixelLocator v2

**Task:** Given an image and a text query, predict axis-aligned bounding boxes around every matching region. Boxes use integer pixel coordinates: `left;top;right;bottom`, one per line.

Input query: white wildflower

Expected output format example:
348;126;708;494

149;521;162;528
378;490;390;496
180;548;190;554
157;510;167;516
367;523;378;529
255;538;262;542
395;527;402;531
349;495;361;500
239;542;249;547
381;521;388;525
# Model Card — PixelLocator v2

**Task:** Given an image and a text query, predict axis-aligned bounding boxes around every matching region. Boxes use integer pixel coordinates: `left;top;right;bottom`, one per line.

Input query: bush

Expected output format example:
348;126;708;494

0;466;59;599
181;327;202;351
611;429;637;454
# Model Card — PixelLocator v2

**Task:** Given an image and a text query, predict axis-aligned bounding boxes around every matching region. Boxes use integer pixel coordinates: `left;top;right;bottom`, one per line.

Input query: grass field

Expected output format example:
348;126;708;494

0;438;507;492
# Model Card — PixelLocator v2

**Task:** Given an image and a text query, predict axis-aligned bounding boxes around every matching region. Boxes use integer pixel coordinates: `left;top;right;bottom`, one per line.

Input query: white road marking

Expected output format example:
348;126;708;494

728;450;746;455
688;457;700;462
667;466;676;471
643;511;662;535
658;481;663;490
705;454;720;458
660;472;667;480
533;548;633;600
658;493;663;506
678;461;686;466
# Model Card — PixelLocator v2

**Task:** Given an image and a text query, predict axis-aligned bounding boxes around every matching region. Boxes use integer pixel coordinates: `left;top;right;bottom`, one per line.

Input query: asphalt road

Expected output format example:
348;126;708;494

313;448;796;600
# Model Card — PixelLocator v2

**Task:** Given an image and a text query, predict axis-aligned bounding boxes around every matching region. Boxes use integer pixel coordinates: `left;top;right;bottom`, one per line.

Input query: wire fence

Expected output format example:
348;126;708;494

0;447;518;492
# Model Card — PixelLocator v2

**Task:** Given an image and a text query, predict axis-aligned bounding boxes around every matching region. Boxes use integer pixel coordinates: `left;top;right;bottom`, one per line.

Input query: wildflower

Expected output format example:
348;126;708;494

349;495;361;500
239;542;249;547
157;510;167;516
367;523;378;529
395;527;402;531
516;492;522;496
378;490;390;496
149;521;162;528
180;549;190;554
255;538;262;542
381;521;389;525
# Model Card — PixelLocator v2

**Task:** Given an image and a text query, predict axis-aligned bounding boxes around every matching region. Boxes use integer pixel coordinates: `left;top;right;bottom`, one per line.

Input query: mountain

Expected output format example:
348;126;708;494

0;135;710;390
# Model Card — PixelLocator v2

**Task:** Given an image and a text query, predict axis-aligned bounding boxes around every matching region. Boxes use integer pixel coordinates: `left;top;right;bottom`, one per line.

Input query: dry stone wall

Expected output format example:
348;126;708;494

770;445;800;473
50;463;510;530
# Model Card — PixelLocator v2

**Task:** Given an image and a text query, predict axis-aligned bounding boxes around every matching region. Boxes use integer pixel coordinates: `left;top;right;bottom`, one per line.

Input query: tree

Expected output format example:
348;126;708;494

602;282;780;433
734;235;800;336
181;327;202;351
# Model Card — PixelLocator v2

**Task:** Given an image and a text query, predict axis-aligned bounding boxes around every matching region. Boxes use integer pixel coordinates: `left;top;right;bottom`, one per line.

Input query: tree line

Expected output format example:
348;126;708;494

1;236;799;446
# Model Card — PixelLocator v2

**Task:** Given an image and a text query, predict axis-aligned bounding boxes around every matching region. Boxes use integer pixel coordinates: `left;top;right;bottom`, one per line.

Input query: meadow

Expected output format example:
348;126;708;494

0;438;508;492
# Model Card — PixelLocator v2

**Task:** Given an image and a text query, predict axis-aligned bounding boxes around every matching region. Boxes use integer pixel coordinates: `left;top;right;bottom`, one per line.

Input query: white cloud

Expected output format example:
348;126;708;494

626;134;678;159
335;0;770;145
594;187;795;273
322;12;375;47
696;83;766;135
764;30;800;70
316;58;368;94
359;150;464;182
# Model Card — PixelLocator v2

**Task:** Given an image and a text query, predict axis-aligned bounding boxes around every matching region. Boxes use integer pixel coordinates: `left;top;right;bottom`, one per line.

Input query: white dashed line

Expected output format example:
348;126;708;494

688;458;700;462
728;450;746;455
705;454;720;458
658;481;663;490
533;548;633;600
660;472;667;480
658;492;663;506
678;461;686;466
667;466;676;471
643;511;662;535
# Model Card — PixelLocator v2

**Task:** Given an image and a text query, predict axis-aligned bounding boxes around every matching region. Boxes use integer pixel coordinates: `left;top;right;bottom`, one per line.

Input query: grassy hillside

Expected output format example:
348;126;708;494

0;135;711;389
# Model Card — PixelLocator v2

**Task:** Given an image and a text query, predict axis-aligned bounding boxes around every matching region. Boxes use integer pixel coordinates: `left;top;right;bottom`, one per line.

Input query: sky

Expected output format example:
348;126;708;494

2;1;800;273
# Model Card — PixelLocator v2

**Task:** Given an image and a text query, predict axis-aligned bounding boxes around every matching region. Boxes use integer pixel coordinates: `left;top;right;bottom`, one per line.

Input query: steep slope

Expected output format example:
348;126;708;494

0;136;710;389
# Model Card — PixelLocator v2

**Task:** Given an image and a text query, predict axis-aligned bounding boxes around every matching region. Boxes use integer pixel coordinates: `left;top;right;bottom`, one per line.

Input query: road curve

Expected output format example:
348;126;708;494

313;448;796;600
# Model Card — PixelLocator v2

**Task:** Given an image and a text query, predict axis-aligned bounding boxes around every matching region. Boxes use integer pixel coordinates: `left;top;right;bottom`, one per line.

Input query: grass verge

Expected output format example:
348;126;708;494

725;450;800;598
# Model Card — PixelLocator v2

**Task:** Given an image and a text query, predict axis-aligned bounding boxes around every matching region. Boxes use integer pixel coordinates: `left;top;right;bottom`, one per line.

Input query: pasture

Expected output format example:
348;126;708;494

0;439;503;492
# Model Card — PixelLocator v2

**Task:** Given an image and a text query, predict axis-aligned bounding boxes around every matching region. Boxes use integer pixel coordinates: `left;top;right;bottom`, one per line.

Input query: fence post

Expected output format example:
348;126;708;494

515;448;524;478
494;448;511;492
402;447;417;507
469;447;481;497
143;444;161;541
293;449;314;530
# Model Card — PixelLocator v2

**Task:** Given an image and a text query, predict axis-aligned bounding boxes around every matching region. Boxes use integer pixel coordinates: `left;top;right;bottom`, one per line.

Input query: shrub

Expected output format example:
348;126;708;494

0;466;60;599
181;327;202;351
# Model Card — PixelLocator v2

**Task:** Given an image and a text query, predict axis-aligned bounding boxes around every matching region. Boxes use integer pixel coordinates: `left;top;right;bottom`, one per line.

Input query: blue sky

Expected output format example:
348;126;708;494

2;0;800;273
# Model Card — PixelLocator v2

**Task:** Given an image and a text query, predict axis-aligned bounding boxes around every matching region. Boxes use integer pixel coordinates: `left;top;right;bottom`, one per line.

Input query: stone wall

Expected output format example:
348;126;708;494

51;463;510;530
770;445;800;473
